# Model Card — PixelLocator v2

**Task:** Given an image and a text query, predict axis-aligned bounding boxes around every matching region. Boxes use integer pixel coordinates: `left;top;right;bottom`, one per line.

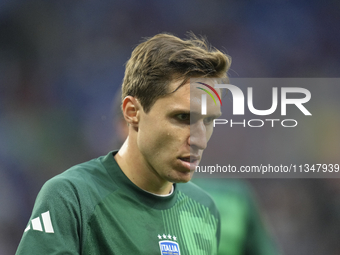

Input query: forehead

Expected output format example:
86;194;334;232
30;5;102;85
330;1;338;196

166;78;222;96
189;78;223;95
162;79;191;106
148;79;191;111
190;80;222;112
151;78;222;115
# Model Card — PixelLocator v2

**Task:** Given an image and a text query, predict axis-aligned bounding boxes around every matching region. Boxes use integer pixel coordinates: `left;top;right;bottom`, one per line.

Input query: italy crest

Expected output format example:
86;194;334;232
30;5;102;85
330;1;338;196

158;234;180;255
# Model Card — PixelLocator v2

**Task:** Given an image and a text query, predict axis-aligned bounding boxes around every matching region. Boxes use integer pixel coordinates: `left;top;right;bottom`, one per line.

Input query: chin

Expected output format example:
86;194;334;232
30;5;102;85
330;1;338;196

167;171;193;183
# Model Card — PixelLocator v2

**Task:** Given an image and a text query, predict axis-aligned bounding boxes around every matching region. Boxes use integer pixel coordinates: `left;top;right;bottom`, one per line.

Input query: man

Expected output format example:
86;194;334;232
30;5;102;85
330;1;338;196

16;33;231;254
112;89;280;255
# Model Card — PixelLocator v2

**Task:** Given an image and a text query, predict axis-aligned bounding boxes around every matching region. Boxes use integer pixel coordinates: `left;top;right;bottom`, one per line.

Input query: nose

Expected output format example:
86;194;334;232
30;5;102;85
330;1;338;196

189;120;207;150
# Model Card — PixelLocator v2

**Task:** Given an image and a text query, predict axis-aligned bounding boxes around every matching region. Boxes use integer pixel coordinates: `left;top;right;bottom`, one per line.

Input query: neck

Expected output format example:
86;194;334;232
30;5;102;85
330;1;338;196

114;136;173;195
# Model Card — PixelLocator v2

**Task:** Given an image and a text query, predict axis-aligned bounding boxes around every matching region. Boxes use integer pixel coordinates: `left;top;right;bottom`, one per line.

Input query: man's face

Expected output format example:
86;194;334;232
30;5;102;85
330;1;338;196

137;79;221;184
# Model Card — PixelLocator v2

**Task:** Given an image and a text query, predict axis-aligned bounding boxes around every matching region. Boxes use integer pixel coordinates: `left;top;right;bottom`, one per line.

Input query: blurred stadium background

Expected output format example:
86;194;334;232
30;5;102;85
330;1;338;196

1;0;340;254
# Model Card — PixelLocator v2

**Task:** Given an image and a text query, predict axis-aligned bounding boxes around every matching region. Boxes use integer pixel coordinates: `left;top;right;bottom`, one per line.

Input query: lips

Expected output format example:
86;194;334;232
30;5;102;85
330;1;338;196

178;155;200;171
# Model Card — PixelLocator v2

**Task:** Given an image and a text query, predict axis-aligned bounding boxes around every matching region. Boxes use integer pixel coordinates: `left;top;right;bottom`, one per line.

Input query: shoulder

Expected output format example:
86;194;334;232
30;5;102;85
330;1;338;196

40;157;102;193
15;159;107;255
36;154;118;209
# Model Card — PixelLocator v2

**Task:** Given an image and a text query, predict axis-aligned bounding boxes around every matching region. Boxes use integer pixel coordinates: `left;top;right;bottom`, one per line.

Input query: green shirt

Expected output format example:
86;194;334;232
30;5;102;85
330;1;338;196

192;179;279;255
16;151;220;255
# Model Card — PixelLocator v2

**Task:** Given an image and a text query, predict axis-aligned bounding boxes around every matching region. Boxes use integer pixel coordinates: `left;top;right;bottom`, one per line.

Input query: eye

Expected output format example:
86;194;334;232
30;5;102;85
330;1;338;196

176;113;190;122
203;117;215;125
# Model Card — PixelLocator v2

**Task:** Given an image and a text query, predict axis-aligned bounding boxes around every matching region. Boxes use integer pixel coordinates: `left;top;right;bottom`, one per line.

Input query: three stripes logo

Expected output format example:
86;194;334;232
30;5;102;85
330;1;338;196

24;211;54;233
196;82;222;115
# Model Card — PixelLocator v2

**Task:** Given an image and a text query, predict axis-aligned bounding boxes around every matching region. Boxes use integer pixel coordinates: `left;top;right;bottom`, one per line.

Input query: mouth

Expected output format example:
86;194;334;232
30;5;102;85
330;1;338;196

178;155;200;171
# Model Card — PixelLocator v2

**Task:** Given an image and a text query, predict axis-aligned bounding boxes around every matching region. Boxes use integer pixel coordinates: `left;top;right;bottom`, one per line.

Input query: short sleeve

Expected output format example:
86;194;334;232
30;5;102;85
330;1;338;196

16;176;81;255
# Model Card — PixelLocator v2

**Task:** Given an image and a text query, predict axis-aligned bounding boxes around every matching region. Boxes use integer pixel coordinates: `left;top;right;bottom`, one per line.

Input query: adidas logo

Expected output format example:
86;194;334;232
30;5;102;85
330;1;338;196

24;211;54;233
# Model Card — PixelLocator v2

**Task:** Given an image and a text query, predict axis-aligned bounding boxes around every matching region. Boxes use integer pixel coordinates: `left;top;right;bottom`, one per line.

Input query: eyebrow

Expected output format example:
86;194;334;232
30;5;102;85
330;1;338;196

190;110;222;119
213;112;222;119
171;109;191;115
169;105;222;119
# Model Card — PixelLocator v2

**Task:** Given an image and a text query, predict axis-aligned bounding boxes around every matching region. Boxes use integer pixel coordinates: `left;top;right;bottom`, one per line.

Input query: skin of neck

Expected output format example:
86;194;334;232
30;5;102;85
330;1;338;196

114;130;173;196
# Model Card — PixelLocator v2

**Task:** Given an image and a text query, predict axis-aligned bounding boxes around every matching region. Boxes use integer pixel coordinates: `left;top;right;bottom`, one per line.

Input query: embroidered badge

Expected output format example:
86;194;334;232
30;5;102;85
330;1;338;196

158;234;180;255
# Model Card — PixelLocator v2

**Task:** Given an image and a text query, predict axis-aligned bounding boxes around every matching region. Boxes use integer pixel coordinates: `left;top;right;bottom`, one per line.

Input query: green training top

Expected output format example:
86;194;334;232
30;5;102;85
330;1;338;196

16;151;220;255
193;179;280;255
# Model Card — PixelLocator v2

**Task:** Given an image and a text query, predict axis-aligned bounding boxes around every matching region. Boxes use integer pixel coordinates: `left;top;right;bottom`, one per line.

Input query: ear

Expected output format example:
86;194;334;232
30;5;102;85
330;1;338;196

122;96;141;127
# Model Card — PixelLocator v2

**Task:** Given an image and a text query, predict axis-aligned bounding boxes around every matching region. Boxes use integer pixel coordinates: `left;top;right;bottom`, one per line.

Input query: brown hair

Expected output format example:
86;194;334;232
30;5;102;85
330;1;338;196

122;33;231;112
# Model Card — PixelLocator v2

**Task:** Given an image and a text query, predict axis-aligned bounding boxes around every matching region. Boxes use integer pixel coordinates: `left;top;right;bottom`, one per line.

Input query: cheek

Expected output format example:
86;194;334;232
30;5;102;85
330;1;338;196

153;128;181;151
138;121;176;154
206;125;214;142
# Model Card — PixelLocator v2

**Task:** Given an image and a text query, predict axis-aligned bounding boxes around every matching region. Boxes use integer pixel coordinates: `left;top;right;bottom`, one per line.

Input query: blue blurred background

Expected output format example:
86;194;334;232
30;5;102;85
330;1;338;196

1;0;340;254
